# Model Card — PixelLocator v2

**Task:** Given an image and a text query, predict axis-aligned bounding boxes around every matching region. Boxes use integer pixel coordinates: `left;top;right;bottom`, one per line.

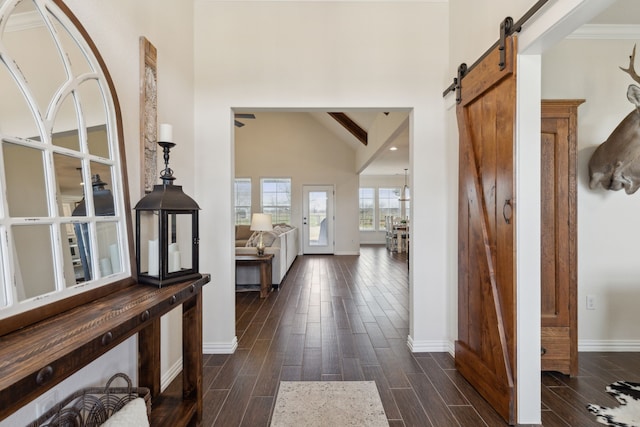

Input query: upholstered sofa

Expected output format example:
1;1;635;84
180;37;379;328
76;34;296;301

235;224;298;286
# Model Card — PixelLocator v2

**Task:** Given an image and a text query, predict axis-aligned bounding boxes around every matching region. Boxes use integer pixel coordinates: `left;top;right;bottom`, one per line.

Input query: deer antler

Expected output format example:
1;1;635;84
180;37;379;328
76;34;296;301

620;44;640;84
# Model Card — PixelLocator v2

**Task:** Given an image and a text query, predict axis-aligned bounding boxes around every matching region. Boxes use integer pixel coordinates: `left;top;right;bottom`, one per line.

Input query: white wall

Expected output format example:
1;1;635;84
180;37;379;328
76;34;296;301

5;0;195;423
235;112;360;254
194;0;450;352
543;38;640;348
448;0;535;75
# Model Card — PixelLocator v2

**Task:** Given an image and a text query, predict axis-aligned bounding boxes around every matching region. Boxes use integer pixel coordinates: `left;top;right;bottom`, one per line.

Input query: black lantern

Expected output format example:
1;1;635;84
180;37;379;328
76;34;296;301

72;174;115;281
134;138;201;287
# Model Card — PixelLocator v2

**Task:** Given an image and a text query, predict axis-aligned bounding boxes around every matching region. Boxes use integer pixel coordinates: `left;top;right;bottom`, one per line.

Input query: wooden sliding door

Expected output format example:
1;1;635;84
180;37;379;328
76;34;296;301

456;34;518;424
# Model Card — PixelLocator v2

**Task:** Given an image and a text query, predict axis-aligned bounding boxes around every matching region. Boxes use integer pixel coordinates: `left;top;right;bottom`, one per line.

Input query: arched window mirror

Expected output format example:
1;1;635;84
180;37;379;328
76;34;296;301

0;0;133;326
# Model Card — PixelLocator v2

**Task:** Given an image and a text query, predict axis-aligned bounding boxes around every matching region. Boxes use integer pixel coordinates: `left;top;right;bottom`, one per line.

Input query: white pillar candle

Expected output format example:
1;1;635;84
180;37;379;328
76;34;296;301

169;251;181;273
168;242;180;272
148;239;159;276
159;123;173;142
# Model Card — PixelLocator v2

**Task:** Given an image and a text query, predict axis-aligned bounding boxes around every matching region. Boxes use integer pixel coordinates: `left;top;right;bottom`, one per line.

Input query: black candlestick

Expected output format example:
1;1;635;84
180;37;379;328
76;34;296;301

158;141;176;185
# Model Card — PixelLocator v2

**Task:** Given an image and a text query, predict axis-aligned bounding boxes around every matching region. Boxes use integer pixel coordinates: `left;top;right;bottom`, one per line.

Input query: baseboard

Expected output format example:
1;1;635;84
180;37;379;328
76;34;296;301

578;340;640;352
162;338;237;389
446;340;455;355
406;338;640;358
203;336;238;354
334;251;360;255
161;358;183;392
406;336;452;353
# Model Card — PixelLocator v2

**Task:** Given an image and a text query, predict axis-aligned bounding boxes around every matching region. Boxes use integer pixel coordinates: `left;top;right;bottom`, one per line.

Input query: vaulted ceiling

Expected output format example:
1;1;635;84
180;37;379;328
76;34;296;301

234;110;409;176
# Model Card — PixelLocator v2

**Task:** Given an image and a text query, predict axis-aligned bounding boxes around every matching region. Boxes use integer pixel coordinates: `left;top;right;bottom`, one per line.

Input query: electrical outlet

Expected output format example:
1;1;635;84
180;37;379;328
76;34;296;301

586;294;596;310
36;389;58;417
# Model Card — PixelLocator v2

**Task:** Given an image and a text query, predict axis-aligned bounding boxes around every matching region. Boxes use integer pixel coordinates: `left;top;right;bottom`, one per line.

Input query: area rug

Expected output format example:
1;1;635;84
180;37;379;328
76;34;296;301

270;381;388;427
588;381;640;426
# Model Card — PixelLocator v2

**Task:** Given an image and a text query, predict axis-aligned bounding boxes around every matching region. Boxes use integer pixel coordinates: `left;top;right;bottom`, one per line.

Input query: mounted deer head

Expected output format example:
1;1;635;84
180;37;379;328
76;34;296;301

589;45;640;194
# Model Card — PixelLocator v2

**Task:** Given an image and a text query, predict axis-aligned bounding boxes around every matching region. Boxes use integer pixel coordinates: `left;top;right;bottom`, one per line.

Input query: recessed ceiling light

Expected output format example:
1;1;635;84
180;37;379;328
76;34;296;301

389;146;398;151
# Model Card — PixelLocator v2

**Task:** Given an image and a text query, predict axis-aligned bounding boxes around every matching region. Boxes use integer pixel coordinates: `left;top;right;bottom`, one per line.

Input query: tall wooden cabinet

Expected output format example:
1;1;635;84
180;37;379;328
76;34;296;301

540;99;583;376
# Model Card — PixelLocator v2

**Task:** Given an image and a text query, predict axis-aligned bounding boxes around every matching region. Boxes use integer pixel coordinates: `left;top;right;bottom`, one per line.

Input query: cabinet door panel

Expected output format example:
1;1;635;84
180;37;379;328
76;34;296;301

540;100;582;376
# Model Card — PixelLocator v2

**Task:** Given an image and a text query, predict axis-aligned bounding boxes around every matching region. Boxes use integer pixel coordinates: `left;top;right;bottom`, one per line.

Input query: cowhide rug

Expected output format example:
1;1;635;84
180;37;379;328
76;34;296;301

588;381;640;426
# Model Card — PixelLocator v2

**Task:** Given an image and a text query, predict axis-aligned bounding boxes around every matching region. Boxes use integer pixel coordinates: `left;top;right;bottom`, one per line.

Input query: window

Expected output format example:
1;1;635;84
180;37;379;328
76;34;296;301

359;188;375;231
378;187;401;230
261;178;291;224
234;178;251;225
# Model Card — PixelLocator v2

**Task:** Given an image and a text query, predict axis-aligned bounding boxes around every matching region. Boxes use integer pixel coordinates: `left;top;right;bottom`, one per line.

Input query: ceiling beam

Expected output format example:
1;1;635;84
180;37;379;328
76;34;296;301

328;112;368;146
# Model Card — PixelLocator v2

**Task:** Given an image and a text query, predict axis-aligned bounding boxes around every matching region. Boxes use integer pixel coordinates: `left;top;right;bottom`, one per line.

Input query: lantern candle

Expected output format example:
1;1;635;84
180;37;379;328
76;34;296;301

168;242;180;273
148;239;159;276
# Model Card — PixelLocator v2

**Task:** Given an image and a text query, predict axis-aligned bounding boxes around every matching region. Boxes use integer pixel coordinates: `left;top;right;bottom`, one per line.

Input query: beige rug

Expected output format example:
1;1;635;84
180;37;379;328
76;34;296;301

270;381;388;426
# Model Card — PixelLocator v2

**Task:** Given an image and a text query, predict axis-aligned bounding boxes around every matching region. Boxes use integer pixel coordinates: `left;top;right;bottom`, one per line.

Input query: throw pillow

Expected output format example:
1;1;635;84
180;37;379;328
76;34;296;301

245;231;277;247
262;231;277;246
245;232;259;247
100;397;149;427
235;225;253;240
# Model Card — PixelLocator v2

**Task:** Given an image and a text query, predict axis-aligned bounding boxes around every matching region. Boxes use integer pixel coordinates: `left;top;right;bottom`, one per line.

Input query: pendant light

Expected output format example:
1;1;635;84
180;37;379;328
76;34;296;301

399;168;410;202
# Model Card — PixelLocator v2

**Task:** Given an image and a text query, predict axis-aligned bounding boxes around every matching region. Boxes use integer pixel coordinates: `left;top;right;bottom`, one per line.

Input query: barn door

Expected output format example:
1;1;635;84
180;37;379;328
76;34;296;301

456;34;518;424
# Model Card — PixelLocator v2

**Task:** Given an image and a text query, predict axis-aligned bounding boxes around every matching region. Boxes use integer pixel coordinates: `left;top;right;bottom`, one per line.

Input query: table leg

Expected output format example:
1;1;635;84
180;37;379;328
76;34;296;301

259;261;272;298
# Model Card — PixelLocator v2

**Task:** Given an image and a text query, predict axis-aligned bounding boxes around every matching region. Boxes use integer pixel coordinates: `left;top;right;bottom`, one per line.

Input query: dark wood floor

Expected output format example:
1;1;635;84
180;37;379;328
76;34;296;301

190;245;640;426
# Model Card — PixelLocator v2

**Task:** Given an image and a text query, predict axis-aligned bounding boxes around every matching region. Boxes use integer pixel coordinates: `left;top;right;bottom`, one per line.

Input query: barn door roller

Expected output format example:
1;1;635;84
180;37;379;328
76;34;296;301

499;17;514;71
442;0;550;102
455;63;467;104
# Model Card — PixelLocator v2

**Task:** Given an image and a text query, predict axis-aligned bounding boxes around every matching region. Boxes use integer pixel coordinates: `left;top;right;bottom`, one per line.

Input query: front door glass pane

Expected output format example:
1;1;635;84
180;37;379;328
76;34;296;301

308;191;327;246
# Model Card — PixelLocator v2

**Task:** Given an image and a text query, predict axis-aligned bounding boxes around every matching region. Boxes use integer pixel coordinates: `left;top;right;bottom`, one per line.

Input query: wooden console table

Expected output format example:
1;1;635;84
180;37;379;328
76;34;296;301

235;254;273;298
0;274;210;426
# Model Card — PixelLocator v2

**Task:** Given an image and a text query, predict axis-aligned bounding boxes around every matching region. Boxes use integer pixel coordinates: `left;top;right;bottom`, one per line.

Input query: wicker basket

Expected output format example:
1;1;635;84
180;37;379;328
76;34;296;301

28;373;151;427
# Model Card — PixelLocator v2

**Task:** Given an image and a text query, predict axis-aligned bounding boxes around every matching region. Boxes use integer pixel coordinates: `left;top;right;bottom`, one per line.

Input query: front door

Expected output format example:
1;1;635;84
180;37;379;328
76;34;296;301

302;185;334;254
456;35;518;424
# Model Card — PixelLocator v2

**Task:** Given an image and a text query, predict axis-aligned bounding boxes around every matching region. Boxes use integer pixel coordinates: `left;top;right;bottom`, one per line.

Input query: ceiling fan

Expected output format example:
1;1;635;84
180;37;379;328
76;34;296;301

234;113;255;127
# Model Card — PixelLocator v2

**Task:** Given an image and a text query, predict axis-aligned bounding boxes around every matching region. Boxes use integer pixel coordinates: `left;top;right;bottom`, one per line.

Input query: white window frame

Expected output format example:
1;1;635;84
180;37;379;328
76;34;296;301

358;187;376;231
234;178;252;225
260;177;292;224
378;187;401;230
